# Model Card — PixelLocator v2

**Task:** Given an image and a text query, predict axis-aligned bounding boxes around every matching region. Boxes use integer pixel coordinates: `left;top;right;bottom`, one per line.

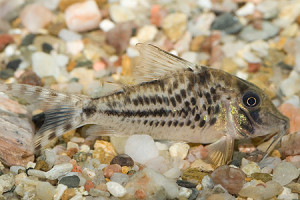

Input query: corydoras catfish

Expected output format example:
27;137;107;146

0;44;289;167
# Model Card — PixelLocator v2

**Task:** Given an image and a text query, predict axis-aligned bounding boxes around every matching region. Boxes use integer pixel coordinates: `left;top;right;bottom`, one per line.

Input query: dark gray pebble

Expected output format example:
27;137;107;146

176;180;197;188
110;154;134;167
59;175;80;188
6;59;21;71
211;13;243;34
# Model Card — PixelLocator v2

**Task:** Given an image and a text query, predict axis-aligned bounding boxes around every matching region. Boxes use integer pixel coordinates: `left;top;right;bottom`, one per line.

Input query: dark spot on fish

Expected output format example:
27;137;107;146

227;96;231;100
161;121;165;126
192;107;196;115
83;105;97;117
137;96;144;105
202;104;206;111
180;89;187;99
191;97;196;105
213;95;217;102
195;114;200;121
150;96;156;105
131;120;135;123
186;120;191;126
168;121;172;127
210;118;217;126
35;87;42;93
124;96;131;104
163;96;169;106
187;73;195;85
198;91;203;97
170;97;176;107
179;122;184;127
185;101;190;107
64;123;72;131
210;87;216;94
173;120;178;127
173;81;178;89
48;132;56;140
205;92;212;104
149;121;154;126
143;120;148;125
214;104;220;114
207;106;211;115
187;83;193;93
179;73;185;83
50;91;57;97
155;121;159;127
175;94;182;103
168;87;173;95
156;95;163;104
132;99;138;106
144;96;150;105
190;125;195;129
200;120;206;127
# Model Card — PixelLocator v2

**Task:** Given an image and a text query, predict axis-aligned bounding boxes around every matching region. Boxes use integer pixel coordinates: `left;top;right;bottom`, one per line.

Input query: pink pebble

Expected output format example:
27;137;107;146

20;4;53;33
65;0;101;32
93;61;106;71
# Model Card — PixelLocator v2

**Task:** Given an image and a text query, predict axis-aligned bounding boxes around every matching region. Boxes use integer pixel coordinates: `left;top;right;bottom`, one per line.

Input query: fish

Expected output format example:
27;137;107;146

0;43;289;167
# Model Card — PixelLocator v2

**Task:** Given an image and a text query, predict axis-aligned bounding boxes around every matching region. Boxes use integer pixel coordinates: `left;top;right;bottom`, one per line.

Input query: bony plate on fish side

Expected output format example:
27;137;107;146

0;43;290;168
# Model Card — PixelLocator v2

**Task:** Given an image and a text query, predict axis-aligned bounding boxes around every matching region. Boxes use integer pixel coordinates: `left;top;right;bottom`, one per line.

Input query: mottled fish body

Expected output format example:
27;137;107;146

0;44;289;167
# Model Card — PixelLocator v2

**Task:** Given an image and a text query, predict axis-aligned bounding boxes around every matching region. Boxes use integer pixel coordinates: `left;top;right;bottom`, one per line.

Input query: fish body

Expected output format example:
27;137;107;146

0;44;289;167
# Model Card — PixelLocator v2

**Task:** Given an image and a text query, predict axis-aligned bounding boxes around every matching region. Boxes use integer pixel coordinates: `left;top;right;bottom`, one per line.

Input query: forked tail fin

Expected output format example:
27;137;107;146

0;83;90;152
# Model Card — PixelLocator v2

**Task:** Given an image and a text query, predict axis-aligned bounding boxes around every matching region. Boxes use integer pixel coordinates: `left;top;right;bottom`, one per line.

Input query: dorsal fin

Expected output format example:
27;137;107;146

134;43;198;83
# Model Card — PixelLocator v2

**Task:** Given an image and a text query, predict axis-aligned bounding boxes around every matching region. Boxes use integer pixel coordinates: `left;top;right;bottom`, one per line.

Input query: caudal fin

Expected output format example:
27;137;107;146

0;83;89;152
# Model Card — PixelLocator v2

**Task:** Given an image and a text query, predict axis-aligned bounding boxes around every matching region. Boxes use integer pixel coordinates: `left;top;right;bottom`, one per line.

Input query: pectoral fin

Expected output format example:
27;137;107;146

203;135;234;168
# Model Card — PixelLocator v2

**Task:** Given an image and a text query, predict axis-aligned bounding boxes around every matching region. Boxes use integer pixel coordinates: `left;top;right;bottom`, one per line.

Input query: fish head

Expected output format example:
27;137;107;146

228;78;289;139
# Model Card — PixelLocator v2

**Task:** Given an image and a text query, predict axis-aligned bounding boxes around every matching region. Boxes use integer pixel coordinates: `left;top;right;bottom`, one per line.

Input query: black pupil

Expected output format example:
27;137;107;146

247;97;256;106
243;91;260;107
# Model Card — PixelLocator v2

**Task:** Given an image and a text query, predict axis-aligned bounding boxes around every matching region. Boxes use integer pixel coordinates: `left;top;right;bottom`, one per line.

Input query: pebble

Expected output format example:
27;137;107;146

286;182;300;194
110;154;134;167
236;2;255;17
211;165;245;194
251;172;272;183
61;188;76;200
84;180;94;192
0;173;14;192
54;184;68;200
59;175;80;188
65;0;101;32
93;140;117;164
240;21;279;41
45;163;73;180
178;186;192;198
89;188;110;197
6;59;21;71
109;4;135;23
162;12;187;41
163;167;182;179
169;142;190;159
239;180;283;199
201;175;214;190
272;161;300;186
106;181;127;198
182;168;208;184
36;181;55;200
10;165;25;174
110;173;129;186
99;19;115;32
0;34;14;51
103;164;122;178
20;4;53;33
58;29;82;41
279;103;300;133
211;13;242;34
241;159;261;176
124;135;159;164
186;145;208;163
279;71;300;97
277;187;298;200
190;159;214;172
137;25;158;43
257;0;279;19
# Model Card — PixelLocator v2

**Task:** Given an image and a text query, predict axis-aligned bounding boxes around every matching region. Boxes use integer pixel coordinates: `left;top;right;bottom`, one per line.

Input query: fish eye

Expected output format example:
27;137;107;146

242;91;260;108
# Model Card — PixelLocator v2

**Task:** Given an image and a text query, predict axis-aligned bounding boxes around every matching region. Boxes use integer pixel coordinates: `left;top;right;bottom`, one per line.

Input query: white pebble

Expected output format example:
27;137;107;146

120;0;138;8
137;25;158;43
32;52;60;80
197;0;212;9
45;149;56;168
53;184;67;200
67;141;79;150
241;161;261;176
273;161;300;186
278;187;298;200
36;181;55;200
125;135;159;164
178;187;192;198
80;144;90;153
10;166;25;174
26;162;36;169
109;4;135;23
169;142;190;159
126;47;140;58
65;0;101;32
70;194;84;200
99;19;115;32
236;2;255;16
155;142;169;151
27;169;46;179
4;44;17;57
163;167;182;179
66;40;84;55
106;181;127;198
45;163;73;180
82;168;96;180
58;29;82;41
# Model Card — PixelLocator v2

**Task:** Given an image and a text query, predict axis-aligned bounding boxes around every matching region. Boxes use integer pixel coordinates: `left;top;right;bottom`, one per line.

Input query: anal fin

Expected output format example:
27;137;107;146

203;135;234;168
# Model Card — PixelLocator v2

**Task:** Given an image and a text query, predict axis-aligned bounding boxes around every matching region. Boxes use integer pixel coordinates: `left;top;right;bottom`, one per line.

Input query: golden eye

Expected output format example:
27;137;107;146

242;91;260;107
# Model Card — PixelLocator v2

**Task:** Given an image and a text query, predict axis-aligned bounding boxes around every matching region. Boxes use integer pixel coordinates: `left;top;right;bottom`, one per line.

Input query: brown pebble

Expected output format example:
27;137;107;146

110;154;134;167
103;164;122;178
248;63;261;73
35;160;50;172
135;189;146;200
0;34;14;51
66;148;78;158
18;70;43;86
211;165;246;195
61;188;76;200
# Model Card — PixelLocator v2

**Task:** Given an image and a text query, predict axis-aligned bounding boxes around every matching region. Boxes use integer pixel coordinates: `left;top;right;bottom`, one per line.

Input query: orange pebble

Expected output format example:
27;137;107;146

84;180;94;192
278;103;300;133
135;189;146;200
93;61;106;71
103;164;122;178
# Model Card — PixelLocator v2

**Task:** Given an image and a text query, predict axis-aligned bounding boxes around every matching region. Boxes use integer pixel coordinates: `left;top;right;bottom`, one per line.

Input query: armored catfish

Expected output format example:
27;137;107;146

0;44;289;167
